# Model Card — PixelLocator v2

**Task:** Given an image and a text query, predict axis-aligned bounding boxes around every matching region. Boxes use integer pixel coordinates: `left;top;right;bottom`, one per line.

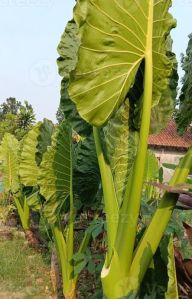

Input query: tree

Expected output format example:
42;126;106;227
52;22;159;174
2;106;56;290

56;104;65;124
0;97;22;119
176;33;192;135
0;98;36;140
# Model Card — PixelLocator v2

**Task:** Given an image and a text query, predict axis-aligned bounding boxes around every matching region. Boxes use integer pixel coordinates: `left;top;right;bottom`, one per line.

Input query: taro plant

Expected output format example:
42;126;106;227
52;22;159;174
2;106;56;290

38;121;103;299
56;0;192;298
0;133;30;230
19;118;55;212
18;118;101;298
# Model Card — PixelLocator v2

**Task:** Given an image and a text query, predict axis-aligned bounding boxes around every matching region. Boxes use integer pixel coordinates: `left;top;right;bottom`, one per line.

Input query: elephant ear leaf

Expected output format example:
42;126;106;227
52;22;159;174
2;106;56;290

57;20;91;136
165;235;179;299
39;122;72;224
19;119;55;187
103;101;139;204
69;0;176;127
150;38;178;133
0;133;20;193
19;122;42;187
144;150;159;182
36;119;55;166
73;134;100;206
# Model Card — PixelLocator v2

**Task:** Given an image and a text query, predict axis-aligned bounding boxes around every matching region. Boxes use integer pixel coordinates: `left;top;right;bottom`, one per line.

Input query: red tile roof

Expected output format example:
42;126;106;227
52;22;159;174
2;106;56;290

148;121;192;149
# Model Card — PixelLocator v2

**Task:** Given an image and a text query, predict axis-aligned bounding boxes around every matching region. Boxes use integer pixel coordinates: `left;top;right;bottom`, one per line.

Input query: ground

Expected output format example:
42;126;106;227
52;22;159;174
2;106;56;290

0;228;54;299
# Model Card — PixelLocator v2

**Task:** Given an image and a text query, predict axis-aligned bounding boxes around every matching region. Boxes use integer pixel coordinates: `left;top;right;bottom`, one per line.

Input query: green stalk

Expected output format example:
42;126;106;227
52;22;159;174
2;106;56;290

115;0;154;274
126;147;192;294
52;221;72;298
67;144;74;284
93;127;119;263
14;195;29;230
77;214;99;255
22;197;30;230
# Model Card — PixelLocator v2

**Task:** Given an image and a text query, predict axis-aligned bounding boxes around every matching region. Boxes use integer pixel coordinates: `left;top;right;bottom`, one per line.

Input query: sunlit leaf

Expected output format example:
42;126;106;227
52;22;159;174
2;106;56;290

39;122;72;224
0;134;20;193
69;0;176;127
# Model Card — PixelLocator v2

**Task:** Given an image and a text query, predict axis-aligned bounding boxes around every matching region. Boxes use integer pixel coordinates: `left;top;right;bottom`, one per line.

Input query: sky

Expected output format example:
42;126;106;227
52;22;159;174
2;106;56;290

0;0;191;122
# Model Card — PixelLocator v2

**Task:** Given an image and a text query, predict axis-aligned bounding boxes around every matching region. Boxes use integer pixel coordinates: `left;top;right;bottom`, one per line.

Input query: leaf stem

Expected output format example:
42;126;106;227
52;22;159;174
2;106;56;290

126;147;192;293
14;195;30;230
93;127;119;264
51;221;71;297
67;139;74;283
115;0;154;274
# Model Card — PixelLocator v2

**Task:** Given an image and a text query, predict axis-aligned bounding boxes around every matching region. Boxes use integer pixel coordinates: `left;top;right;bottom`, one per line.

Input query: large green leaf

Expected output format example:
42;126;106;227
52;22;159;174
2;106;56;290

57;21;101;205
36;119;54;166
73;133;101;207
144;150;159;182
19;123;41;186
103;100;139;204
165;235;179;299
39;122;72;224
19;119;54;187
69;0;176;127
0;133;20;193
57;20;91;136
150;38;178;133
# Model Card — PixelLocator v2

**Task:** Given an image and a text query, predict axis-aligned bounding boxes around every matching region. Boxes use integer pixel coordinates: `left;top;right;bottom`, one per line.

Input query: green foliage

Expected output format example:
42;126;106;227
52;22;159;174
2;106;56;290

57;21;91;136
176;33;192;135
19;119;54;187
73;134;101;208
0;134;20;193
19;123;42;187
0;98;35;141
103;101;139;204
64;2;181;298
0;97;22;117
57;20;100;209
0;133;30;229
39;122;72;224
165;236;179;299
150;42;178;133
69;0;176;129
144;150;159;182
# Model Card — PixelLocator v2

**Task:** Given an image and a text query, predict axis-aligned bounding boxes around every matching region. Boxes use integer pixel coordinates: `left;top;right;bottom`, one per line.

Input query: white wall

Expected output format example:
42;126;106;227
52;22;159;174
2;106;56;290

151;148;186;182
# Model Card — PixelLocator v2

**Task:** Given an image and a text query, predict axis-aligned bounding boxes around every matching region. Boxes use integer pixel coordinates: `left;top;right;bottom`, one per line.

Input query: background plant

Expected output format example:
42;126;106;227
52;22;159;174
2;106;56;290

0;98;35;141
176;33;192;135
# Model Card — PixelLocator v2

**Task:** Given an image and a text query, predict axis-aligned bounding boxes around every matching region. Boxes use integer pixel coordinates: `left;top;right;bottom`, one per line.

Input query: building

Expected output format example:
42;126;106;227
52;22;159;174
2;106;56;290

148;121;192;182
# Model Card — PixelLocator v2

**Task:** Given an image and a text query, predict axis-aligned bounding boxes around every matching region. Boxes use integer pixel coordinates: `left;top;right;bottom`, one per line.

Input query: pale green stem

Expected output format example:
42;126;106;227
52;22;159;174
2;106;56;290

93;127;119;264
115;1;154;274
73;230;92;286
51;221;72;297
126;147;192;294
67;147;74;283
14;195;29;230
23;197;30;230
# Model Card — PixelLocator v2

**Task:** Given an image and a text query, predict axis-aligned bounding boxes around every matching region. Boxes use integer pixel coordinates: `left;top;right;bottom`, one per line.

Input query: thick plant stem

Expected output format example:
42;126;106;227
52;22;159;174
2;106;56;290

115;0;154;275
126;147;192;294
22;198;30;230
93;127;119;264
67;145;74;286
52;222;74;298
14;196;30;230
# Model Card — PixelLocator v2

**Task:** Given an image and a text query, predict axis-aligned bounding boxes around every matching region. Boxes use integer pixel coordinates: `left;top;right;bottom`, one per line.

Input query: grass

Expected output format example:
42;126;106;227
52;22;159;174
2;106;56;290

0;235;53;298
